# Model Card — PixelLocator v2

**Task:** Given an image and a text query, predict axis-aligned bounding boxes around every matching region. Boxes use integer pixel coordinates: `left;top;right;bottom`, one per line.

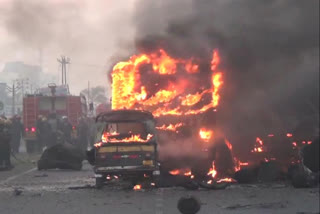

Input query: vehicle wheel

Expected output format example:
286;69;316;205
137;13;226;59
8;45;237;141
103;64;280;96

95;177;104;189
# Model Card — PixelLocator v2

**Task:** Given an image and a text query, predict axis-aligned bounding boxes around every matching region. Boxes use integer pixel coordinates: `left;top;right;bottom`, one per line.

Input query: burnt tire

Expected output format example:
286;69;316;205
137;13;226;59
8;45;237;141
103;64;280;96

95;177;104;189
198;180;229;190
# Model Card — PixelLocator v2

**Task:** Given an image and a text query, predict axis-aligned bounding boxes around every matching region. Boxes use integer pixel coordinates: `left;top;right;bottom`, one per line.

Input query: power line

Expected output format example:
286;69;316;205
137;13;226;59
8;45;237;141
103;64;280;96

57;56;70;85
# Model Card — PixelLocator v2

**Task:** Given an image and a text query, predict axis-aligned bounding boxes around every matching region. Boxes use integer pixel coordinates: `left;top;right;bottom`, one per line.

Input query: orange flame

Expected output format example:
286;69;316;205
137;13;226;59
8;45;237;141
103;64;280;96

151;49;177;75
169;169;180;176
112;54;150;109
216;178;235;183
101;132;153;144
168;168;193;177
185;61;199;74
156;123;184;132
211;49;221;71
256;137;263;145
108;134;153;143
184;171;192;176
143;89;178;106
212;72;223;107
225;139;233;150
207;161;217;178
251;137;264;153
111;48;224;117
101;131;119;143
199;128;213;142
180;89;211;106
133;184;142;190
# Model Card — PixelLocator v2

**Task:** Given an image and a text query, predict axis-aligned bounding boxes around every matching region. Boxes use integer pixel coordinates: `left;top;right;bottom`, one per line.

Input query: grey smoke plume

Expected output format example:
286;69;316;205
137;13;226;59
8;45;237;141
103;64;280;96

132;0;319;137
0;0;136;94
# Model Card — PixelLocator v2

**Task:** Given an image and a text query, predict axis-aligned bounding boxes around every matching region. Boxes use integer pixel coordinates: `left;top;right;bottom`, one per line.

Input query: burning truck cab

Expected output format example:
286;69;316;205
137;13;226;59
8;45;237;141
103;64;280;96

91;110;160;188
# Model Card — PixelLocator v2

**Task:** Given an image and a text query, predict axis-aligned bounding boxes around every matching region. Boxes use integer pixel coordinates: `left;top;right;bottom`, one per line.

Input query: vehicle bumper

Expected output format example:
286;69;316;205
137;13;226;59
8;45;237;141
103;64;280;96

94;165;160;175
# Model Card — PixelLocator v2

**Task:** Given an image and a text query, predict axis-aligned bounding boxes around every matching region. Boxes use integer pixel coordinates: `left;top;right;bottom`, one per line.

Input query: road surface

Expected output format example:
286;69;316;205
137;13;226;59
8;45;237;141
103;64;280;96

0;155;319;214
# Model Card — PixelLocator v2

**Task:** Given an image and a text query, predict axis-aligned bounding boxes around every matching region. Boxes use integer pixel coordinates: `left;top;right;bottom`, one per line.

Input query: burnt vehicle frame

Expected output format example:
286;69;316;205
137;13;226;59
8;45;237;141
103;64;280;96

92;110;160;188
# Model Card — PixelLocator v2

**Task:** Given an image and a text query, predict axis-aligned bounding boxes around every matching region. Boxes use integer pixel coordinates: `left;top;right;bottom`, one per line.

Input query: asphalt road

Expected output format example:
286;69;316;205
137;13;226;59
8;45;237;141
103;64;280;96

0;155;319;214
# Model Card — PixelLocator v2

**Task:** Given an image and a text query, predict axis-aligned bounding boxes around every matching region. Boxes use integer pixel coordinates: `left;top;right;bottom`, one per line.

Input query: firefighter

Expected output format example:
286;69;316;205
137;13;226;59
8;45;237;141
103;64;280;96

59;116;72;143
11;115;24;154
0;116;13;169
47;113;59;147
36;115;43;152
36;115;51;152
41;116;51;150
88;117;96;147
77;117;88;151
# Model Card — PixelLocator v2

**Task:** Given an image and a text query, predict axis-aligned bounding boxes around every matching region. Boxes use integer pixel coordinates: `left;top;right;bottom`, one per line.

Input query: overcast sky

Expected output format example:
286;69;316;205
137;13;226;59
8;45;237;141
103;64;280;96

0;0;137;95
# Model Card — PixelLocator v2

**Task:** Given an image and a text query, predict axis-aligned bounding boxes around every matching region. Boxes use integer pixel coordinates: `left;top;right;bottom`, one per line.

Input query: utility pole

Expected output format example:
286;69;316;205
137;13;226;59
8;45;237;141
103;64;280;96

16;78;29;96
6;83;21;116
57;56;70;85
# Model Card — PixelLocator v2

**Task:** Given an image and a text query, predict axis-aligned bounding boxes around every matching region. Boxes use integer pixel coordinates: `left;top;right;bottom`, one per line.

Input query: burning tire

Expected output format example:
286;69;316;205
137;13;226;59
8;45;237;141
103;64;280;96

198;180;229;190
180;180;199;190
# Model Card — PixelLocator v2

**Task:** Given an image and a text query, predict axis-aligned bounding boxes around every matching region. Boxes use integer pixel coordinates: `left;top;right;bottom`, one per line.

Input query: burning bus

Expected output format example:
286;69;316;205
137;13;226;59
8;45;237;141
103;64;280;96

104;48;237;180
90;46;318;188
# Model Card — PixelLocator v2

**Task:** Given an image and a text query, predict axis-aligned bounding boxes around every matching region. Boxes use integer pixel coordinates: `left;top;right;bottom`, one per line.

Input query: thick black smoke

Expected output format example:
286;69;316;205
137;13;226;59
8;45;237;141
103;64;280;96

133;0;319;141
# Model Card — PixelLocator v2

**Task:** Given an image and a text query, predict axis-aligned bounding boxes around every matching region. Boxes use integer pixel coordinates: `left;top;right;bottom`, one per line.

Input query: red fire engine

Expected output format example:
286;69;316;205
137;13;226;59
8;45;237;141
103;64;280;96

23;84;87;153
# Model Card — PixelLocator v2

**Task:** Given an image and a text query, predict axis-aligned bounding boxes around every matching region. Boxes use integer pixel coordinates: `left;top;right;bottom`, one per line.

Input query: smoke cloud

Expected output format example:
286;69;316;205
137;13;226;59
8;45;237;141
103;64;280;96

0;0;136;94
132;0;319;139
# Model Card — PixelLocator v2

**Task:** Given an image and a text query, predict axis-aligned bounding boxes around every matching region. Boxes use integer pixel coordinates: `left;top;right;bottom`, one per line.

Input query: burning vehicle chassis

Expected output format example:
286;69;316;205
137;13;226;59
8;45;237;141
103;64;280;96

88;109;238;190
92;47;319;190
89;110;160;188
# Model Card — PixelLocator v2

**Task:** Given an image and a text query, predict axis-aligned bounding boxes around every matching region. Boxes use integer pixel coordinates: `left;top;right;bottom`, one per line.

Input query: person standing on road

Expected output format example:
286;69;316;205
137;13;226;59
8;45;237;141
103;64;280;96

11;115;24;154
41;116;51;150
88;117;96;147
59;116;73;143
47;113;59;147
77;117;88;151
0;116;13;169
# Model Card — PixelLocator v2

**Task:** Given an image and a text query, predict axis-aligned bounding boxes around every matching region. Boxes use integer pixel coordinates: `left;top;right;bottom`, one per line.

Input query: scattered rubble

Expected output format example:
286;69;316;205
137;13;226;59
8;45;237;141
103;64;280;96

13;188;23;196
225;201;288;210
34;174;48;178
68;185;95;190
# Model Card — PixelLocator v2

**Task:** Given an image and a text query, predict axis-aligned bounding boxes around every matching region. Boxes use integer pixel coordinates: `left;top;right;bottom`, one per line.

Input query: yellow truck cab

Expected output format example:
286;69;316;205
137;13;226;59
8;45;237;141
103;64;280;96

92;110;160;188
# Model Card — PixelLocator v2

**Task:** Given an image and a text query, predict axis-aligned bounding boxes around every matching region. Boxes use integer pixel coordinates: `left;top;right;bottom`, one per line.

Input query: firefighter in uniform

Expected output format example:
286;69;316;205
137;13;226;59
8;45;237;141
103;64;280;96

0;116;13;169
77;117;88;151
59;116;73;143
11;115;24;154
47;113;59;147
